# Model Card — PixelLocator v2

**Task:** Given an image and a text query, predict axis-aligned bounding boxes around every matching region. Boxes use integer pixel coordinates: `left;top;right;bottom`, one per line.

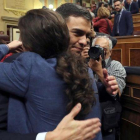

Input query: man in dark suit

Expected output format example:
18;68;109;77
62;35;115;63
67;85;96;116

125;0;139;14
112;0;133;36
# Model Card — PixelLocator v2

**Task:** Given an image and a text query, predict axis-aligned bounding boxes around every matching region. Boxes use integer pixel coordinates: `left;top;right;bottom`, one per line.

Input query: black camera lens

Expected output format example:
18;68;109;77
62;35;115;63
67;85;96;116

88;45;104;61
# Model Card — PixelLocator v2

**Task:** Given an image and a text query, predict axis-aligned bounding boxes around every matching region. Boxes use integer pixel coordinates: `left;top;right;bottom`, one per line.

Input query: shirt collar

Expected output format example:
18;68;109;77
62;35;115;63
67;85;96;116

105;57;110;64
119;8;123;15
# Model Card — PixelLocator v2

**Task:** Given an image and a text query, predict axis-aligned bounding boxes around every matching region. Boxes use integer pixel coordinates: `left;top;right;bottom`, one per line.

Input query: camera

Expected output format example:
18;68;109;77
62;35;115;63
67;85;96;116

88;45;106;68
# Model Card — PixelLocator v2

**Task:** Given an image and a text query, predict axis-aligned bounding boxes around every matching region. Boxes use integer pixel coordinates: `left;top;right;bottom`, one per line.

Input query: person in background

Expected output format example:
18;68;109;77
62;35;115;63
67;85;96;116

112;0;133;36
104;0;109;4
93;2;105;17
108;4;117;19
125;0;139;14
93;7;113;35
91;36;126;95
91;3;97;12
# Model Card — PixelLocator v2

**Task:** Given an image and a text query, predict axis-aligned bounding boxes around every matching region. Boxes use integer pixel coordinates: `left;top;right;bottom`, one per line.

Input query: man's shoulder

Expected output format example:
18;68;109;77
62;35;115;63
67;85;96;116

132;1;137;5
122;10;131;15
111;60;124;68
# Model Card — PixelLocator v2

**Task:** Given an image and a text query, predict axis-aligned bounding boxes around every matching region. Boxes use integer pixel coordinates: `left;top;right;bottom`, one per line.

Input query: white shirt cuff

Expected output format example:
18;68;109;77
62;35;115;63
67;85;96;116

36;132;47;140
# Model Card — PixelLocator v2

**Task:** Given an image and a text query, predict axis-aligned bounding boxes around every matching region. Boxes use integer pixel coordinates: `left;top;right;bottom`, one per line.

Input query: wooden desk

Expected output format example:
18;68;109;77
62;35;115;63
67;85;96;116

120;70;140;140
111;35;140;66
132;13;140;22
111;13;140;23
133;21;140;31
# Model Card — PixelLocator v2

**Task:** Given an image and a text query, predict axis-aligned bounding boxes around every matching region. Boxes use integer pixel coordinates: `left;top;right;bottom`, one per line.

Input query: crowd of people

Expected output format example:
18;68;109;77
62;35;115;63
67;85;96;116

0;1;135;140
87;0;140;36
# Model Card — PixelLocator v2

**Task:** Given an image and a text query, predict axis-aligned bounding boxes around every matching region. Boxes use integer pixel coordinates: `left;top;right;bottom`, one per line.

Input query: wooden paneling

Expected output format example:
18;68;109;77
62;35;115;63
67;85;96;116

121;74;140;140
133;21;140;31
111;49;122;63
129;48;140;66
132;13;140;22
111;36;140;66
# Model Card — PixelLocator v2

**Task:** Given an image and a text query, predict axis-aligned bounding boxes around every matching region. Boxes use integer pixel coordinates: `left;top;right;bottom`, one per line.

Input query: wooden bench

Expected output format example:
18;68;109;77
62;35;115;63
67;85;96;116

133;21;140;31
111;35;140;66
132;13;140;22
120;67;140;140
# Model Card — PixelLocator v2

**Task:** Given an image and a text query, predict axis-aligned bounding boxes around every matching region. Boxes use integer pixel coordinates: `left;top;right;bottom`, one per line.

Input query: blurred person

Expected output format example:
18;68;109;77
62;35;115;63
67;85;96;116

93;7;113;34
112;0;133;36
104;0;109;4
125;0;139;14
108;5;117;18
93;2;105;17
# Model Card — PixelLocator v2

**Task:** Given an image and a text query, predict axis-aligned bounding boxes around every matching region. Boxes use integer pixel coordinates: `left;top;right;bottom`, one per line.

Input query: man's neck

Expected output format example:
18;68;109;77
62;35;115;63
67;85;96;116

118;8;123;14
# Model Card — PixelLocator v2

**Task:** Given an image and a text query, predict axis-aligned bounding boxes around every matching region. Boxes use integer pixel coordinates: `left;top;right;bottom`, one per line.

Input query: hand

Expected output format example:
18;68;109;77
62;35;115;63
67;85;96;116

102;69;119;96
7;40;23;52
81;46;90;58
89;56;103;79
111;14;115;18
45;103;101;140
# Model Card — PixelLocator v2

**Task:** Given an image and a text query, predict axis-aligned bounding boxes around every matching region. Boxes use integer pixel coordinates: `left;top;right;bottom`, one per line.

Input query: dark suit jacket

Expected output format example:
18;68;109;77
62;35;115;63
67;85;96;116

0;54;37;140
125;1;139;14
112;10;133;36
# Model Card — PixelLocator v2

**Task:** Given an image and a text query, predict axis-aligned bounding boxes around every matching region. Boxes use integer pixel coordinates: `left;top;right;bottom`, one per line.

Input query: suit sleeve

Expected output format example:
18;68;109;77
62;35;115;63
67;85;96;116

126;12;133;35
0;45;31;98
0;131;37;140
0;46;41;140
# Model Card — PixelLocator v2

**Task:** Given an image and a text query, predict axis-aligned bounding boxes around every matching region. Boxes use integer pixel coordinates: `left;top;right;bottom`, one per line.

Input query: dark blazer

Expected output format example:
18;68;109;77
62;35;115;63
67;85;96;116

125;1;139;14
0;53;37;140
112;10;133;36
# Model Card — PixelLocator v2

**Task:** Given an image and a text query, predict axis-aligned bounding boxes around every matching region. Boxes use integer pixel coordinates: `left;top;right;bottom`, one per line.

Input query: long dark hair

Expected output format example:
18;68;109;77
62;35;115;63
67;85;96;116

18;9;69;59
19;9;95;116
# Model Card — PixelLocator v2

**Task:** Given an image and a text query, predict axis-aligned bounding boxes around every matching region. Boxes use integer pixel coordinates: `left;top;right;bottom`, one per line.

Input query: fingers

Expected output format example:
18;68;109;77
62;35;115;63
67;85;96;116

107;76;119;95
83;121;101;140
81;118;100;128
7;40;22;51
99;55;102;63
81;47;90;58
103;68;108;79
84;127;101;140
68;103;81;119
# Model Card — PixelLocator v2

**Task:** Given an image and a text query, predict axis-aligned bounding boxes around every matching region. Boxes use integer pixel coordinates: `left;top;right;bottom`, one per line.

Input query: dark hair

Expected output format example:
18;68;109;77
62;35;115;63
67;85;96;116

98;2;104;7
56;3;92;22
19;9;95;116
56;52;95;116
18;9;69;59
104;3;109;8
114;0;122;3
